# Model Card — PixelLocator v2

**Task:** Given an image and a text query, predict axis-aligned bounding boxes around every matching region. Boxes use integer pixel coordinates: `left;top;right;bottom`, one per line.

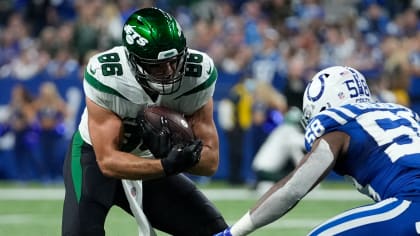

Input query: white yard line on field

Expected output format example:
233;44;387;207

0;214;61;225
0;212;321;230
0;187;368;201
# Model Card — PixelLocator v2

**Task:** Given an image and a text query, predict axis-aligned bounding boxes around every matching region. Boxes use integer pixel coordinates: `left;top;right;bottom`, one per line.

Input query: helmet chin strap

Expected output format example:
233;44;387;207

128;53;160;97
139;79;159;101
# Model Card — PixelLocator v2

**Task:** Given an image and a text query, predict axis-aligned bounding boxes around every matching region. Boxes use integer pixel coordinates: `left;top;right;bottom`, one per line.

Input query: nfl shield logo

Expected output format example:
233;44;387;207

131;187;137;197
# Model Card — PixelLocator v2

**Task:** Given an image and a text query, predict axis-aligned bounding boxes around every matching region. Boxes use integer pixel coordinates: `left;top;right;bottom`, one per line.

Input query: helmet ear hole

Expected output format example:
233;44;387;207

319;102;331;112
319;101;333;113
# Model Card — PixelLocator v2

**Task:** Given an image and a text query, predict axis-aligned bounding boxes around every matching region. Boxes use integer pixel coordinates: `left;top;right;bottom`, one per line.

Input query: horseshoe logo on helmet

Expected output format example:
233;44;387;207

307;73;328;102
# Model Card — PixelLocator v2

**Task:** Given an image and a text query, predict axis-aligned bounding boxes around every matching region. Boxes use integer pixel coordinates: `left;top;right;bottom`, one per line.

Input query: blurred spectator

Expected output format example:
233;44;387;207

72;0;103;62
38;26;59;57
293;0;325;29
99;2;125;48
0;0;14;26
380;35;411;106
356;2;391;37
7;47;49;80
251;80;287;160
399;8;420;37
282;56;310;109
319;23;356;68
190;19;219;53
7;12;35;51
0;13;31;71
284;27;320;71
45;47;79;80
53;0;77;22
8;84;43;182
251;27;287;86
218;77;253;185
407;32;420;114
358;0;411;19
210;14;253;74
261;0;292;29
56;22;76;52
241;0;265;50
345;36;382;72
0;28;20;70
34;82;69;182
23;0;61;36
0;12;49;80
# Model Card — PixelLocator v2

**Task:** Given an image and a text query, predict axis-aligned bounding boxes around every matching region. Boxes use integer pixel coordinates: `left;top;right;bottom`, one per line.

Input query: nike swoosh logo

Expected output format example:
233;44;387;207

206;65;212;75
89;66;96;75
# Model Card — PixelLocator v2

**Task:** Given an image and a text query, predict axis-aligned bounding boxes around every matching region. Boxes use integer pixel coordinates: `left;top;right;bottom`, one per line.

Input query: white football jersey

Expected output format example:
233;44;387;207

78;46;217;156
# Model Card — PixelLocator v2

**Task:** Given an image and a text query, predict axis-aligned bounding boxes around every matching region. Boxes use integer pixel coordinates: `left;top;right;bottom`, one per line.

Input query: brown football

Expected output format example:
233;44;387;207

142;105;194;144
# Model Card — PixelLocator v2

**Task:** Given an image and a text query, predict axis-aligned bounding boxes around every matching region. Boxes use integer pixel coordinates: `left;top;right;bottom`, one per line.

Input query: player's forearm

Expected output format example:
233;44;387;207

231;139;335;236
97;151;165;180
187;145;219;176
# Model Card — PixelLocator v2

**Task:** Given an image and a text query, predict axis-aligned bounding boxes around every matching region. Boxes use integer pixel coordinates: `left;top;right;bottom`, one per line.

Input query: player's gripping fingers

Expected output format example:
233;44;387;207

139;119;154;140
182;139;202;165
161;144;184;175
139;119;172;158
160;140;202;176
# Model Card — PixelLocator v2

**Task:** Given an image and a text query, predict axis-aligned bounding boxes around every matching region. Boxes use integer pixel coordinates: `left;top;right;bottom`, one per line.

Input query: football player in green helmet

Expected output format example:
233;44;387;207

122;8;188;95
62;7;227;236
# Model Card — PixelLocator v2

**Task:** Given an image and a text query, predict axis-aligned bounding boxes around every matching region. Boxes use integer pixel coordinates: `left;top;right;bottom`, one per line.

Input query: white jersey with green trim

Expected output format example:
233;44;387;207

78;46;217;156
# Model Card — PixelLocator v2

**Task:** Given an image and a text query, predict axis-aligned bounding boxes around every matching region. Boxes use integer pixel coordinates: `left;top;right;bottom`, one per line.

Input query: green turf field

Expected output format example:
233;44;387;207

0;181;372;236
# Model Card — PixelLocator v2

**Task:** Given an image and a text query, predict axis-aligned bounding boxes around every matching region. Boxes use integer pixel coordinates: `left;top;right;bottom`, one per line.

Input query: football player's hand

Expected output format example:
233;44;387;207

161;140;202;176
139;117;172;159
214;228;232;236
120;118;142;152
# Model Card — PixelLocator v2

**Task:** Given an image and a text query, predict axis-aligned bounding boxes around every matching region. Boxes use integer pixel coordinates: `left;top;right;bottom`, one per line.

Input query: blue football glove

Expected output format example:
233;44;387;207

214;228;232;236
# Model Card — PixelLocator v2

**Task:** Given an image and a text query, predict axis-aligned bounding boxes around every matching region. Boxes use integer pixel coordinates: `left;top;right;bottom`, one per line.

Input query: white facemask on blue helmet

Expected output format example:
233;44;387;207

301;66;372;128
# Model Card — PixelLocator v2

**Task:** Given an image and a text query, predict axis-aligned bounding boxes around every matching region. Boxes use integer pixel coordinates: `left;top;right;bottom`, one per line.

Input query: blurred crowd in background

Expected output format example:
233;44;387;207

0;0;419;185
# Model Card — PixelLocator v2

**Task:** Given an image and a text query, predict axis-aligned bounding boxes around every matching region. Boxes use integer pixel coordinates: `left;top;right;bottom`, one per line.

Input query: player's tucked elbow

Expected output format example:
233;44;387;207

198;167;217;177
96;156;118;178
202;154;220;176
205;162;219;176
190;152;219;176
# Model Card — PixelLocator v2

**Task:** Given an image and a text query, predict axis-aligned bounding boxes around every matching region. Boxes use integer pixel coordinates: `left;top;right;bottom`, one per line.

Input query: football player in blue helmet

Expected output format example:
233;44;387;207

215;66;420;235
62;7;227;236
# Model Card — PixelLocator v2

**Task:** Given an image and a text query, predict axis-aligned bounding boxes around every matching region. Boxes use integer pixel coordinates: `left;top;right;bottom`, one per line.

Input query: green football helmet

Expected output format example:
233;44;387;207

122;8;187;95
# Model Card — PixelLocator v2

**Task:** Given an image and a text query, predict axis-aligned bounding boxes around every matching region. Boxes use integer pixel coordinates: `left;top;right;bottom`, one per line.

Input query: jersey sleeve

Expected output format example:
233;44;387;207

83;57;124;114
84;58;111;107
82;47;148;118
179;65;216;115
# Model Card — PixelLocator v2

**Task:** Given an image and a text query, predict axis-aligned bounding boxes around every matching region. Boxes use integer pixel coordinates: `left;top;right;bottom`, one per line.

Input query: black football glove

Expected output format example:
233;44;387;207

161;140;202;176
139;117;172;159
120;118;143;152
